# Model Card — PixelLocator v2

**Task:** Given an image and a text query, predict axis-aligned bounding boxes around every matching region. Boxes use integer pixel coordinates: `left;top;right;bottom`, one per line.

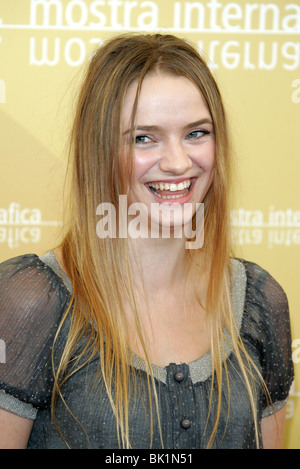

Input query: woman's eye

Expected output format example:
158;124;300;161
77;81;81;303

135;135;151;144
186;129;210;139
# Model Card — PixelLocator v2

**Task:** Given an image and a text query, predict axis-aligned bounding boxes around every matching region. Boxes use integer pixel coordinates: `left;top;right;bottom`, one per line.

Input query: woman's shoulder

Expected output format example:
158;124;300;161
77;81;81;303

0;252;40;273
0;252;72;413
235;259;294;407
234;258;291;354
236;258;288;311
0;252;72;321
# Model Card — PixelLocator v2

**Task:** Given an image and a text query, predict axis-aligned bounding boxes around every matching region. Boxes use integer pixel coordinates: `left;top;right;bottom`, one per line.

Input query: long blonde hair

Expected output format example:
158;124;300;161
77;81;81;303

52;33;267;448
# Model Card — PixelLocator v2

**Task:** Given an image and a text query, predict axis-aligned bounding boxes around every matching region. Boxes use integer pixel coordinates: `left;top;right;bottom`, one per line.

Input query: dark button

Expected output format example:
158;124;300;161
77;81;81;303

174;371;185;382
181;418;191;429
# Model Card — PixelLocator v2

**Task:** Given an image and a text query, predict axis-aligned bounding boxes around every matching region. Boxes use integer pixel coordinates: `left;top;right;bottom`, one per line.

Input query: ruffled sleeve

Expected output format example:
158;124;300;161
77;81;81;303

0;254;71;418
241;260;294;417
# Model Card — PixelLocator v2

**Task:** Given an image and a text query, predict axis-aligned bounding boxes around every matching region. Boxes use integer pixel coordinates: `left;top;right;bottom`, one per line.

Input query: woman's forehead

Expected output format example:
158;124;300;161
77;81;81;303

122;73;210;128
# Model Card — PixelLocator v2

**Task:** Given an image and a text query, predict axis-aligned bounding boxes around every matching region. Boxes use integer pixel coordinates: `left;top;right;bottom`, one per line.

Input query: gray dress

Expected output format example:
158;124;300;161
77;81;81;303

0;252;294;449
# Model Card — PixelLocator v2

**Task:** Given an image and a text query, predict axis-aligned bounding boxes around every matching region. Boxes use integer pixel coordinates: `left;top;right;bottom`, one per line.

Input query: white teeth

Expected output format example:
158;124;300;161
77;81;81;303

149;179;191;192
160;194;185;199
148;179;192;199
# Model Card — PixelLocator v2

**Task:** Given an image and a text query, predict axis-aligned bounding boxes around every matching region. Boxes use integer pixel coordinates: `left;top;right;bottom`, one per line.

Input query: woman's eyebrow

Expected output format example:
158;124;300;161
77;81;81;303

183;118;213;130
123;119;213;135
122;125;161;135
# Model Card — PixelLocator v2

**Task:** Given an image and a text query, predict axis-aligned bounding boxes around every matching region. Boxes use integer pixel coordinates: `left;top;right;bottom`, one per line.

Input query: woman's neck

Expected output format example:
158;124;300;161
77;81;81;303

128;236;192;293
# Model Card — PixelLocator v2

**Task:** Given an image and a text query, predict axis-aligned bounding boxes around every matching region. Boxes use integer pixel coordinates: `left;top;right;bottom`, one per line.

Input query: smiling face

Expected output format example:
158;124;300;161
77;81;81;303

122;72;216;233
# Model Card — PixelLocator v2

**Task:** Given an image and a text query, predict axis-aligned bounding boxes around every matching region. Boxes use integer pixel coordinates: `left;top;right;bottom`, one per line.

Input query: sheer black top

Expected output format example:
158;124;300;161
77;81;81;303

0;252;294;448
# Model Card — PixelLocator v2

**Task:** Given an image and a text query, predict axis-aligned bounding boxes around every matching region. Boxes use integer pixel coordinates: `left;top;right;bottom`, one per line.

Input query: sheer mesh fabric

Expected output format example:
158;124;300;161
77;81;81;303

0;253;294;448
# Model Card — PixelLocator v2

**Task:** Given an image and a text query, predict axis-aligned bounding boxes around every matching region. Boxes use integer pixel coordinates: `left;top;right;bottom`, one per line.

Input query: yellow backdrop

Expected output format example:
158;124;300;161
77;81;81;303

0;0;299;449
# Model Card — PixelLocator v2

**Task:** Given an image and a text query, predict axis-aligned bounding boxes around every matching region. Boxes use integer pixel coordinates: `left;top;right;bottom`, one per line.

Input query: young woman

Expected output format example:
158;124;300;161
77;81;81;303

0;33;294;449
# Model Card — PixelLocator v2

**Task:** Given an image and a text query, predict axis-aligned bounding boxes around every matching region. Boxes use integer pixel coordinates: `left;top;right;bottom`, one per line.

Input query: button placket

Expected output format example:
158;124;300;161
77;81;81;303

166;363;195;447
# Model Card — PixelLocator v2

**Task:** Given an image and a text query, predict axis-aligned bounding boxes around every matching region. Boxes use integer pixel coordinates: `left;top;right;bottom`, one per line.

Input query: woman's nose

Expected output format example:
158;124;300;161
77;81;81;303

159;140;193;174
